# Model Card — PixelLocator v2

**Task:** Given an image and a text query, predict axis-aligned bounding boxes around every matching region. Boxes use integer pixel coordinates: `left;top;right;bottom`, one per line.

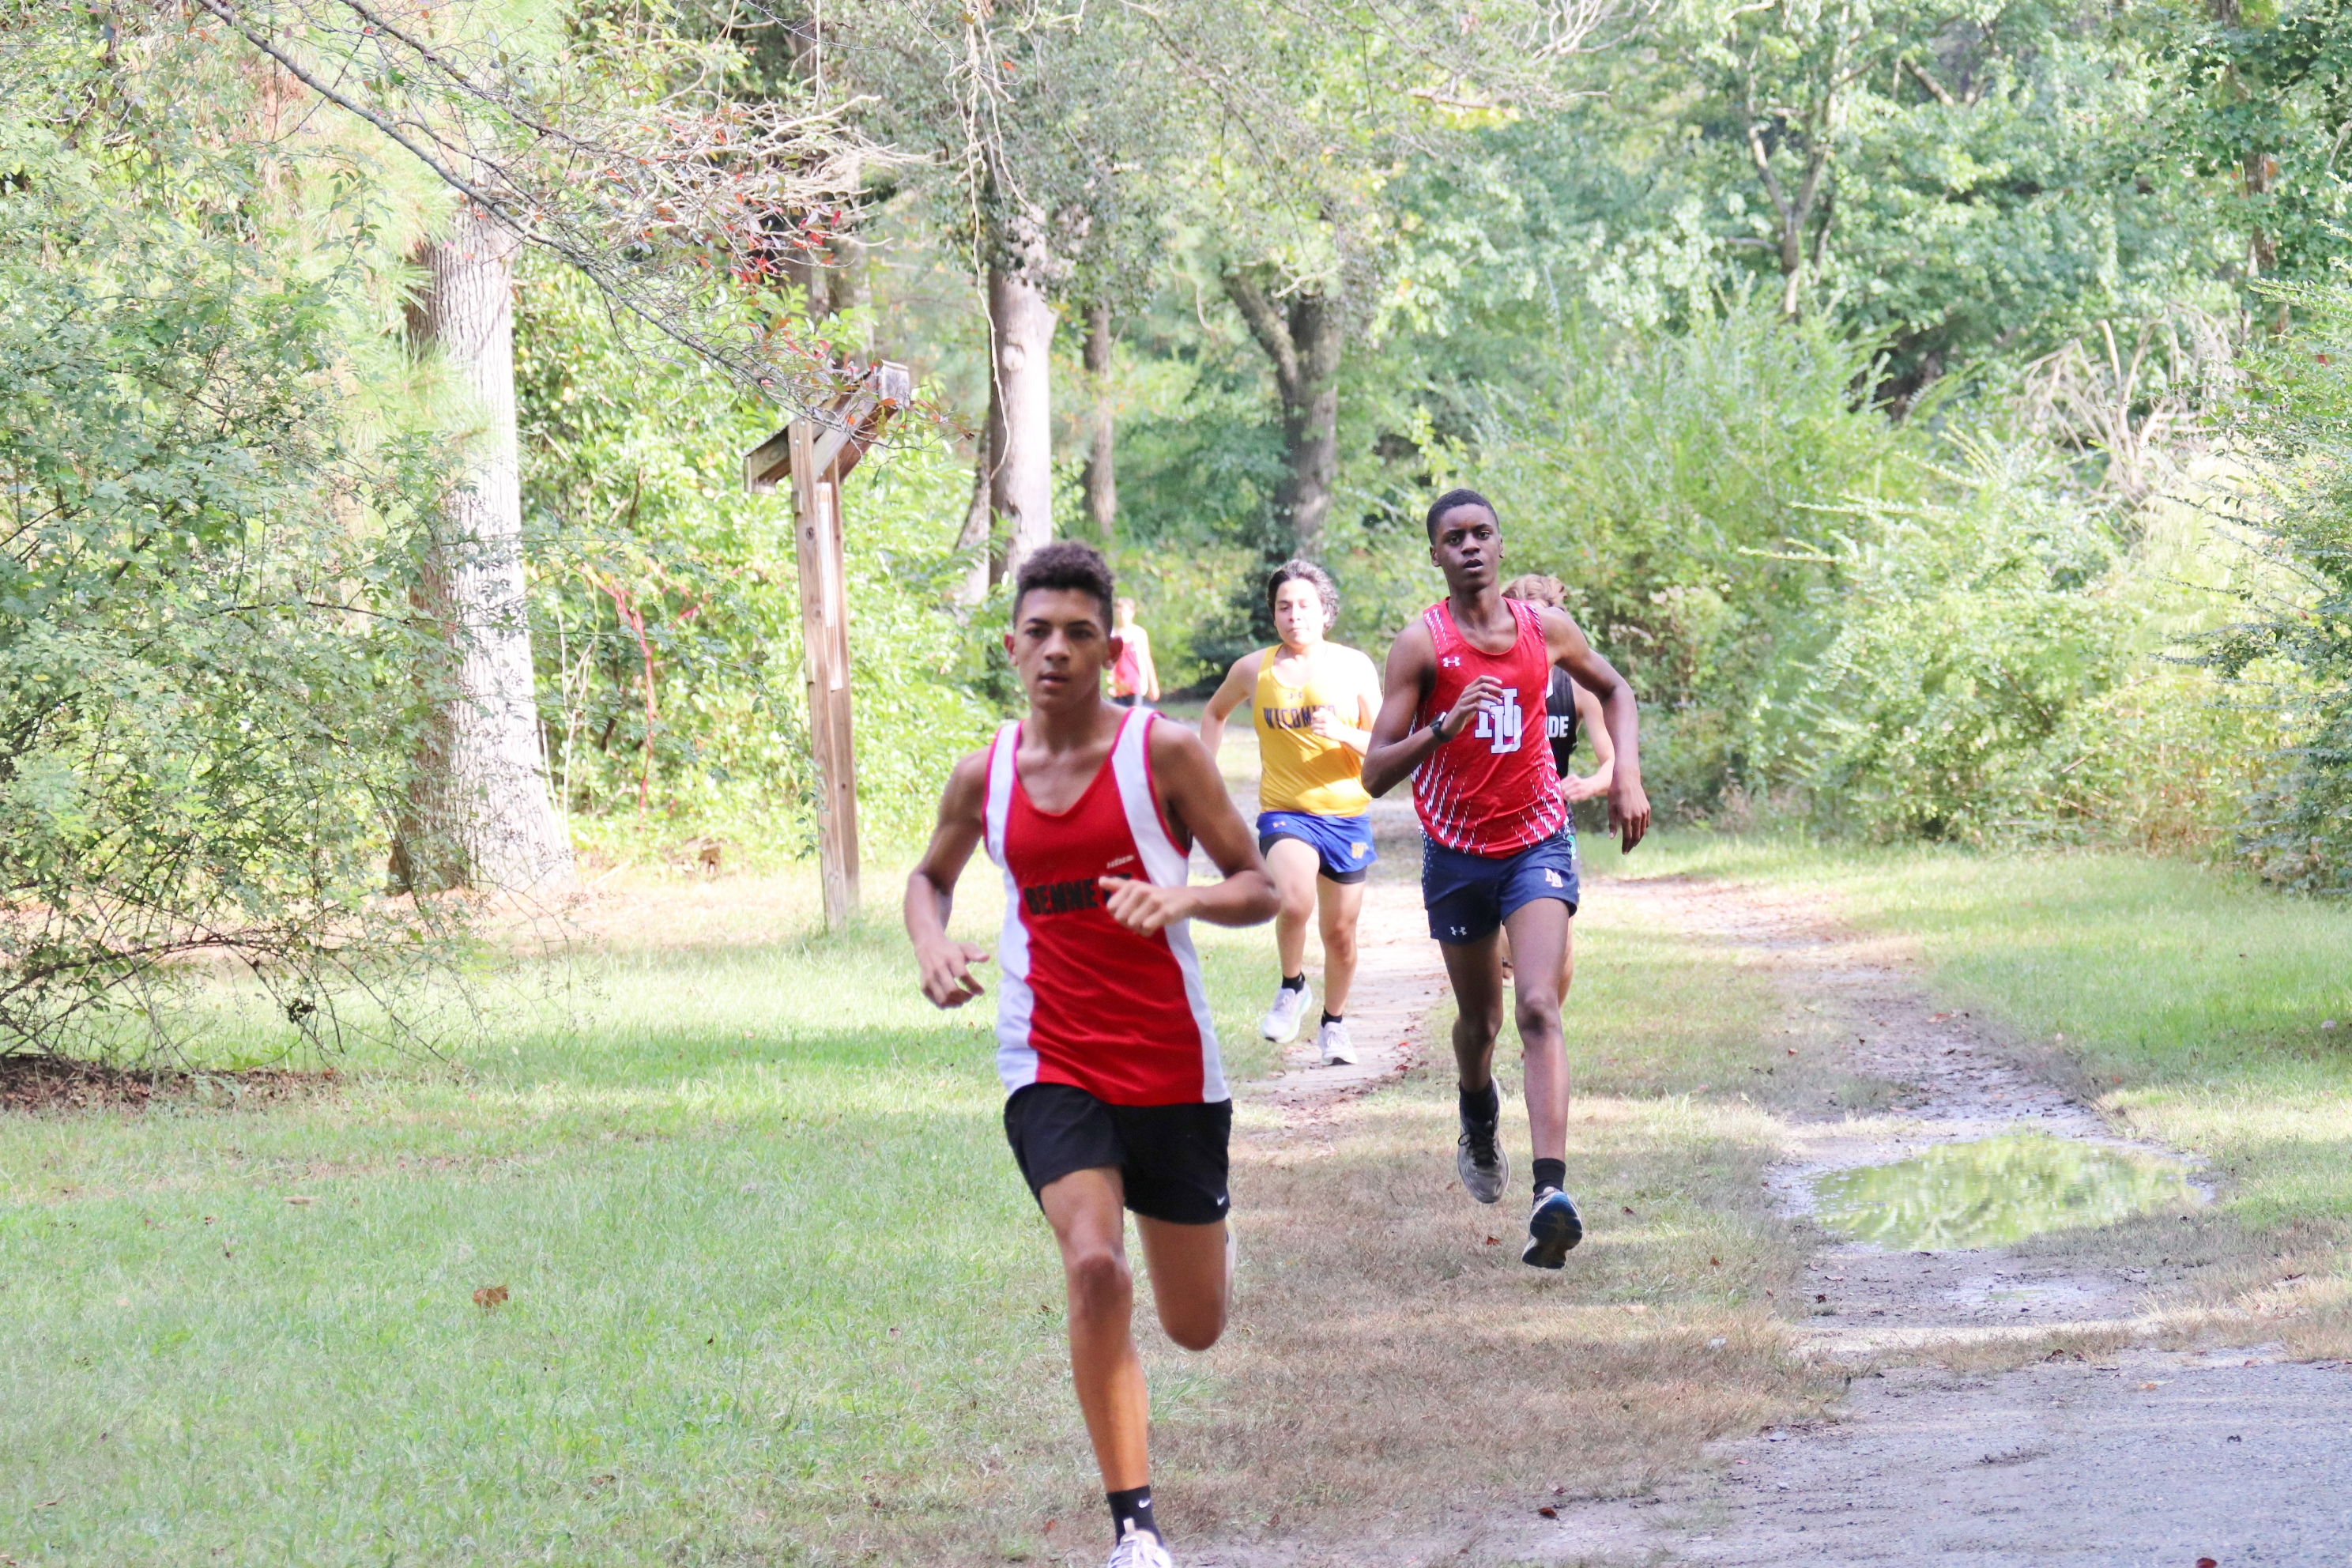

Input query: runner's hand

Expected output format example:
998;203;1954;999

916;939;991;1008
1099;875;1191;936
1608;776;1652;854
1307;706;1346;740
1438;675;1502;741
1563;771;1608;804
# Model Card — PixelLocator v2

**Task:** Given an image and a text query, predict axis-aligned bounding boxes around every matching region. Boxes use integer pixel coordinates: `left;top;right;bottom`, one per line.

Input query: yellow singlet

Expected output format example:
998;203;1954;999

1253;645;1374;817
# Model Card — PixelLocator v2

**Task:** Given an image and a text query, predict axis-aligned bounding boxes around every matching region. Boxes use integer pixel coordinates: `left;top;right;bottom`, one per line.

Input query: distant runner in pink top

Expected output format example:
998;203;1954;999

905;541;1275;1566
1363;488;1651;1272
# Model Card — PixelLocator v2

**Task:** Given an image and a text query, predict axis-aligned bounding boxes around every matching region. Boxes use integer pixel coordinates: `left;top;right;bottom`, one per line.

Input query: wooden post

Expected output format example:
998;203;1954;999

789;422;860;928
743;363;911;933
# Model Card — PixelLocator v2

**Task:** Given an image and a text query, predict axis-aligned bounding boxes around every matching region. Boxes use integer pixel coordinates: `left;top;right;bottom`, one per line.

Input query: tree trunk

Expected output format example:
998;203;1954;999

988;260;1056;582
398;205;574;895
1082;298;1117;544
1224;269;1341;556
952;423;996;607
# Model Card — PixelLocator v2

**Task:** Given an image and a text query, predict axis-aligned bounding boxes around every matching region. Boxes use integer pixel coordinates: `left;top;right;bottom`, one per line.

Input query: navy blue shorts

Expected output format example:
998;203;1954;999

1421;825;1579;944
1257;810;1378;884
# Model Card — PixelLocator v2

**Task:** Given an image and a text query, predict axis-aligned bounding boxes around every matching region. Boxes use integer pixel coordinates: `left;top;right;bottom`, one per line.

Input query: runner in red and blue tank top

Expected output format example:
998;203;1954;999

905;542;1276;1568
1363;489;1652;1270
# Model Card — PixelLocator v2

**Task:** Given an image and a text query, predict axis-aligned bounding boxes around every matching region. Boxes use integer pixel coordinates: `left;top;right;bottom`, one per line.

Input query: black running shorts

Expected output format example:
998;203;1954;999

1002;1082;1232;1226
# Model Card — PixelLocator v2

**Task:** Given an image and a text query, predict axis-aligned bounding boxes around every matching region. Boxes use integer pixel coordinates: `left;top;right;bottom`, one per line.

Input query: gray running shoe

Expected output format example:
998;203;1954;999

1259;981;1311;1043
1316;1017;1357;1065
1456;1110;1508;1204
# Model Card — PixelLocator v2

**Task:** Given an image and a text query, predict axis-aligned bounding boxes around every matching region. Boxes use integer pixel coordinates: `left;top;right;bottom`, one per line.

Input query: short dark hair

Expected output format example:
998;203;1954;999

1265;558;1340;631
1012;540;1116;625
1426;487;1498;540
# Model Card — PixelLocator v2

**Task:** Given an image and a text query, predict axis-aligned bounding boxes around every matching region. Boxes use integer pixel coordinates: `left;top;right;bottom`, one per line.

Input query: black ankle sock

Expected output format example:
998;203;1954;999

1280;973;1306;993
1320;1010;1343;1026
1106;1484;1159;1544
1532;1158;1567;1196
1458;1080;1500;1125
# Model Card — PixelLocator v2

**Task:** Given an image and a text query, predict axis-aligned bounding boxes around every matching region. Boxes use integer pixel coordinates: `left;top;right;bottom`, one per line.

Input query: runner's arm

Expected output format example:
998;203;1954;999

904;750;993;1007
1304;650;1380;755
1540;608;1649;850
1564;680;1615;803
1196;650;1260;759
1099;722;1276;936
1360;624;1498;797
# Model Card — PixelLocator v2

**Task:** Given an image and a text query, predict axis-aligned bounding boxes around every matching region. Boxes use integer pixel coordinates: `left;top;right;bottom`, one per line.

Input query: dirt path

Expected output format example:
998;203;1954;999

1487;874;2352;1566
1190;861;2348;1566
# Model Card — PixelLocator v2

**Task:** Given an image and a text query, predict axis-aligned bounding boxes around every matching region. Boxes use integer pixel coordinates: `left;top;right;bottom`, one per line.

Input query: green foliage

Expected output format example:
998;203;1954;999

514;265;995;861
1748;442;2132;839
2203;281;2352;891
0;28;458;1057
2162;0;2352;300
1449;298;1922;808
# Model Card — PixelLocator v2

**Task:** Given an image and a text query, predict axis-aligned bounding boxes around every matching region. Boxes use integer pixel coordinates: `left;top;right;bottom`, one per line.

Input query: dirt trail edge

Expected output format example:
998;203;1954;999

1498;873;2352;1568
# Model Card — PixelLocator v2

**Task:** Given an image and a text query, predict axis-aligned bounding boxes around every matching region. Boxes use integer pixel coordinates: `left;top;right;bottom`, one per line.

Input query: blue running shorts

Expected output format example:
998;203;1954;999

1421;824;1579;945
1257;809;1378;885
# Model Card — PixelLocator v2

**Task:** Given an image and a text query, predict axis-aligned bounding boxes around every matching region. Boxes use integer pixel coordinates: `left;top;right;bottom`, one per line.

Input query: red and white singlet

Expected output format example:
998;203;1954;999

982;710;1227;1106
1411;598;1570;857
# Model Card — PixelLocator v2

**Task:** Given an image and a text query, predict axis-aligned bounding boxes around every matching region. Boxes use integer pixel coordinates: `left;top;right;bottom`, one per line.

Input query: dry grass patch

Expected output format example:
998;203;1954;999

1129;886;1848;1555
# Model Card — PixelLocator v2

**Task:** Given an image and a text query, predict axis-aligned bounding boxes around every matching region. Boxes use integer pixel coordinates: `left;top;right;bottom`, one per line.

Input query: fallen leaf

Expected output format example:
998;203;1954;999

1484;1235;1499;1246
1621;1205;1634;1215
473;1284;510;1310
285;1195;315;1206
1786;1047;1797;1056
1709;1257;1721;1266
2197;1559;2218;1567
1536;1505;1558;1518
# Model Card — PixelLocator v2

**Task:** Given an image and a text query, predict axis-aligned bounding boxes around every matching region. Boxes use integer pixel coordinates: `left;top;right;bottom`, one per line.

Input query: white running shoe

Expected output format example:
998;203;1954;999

1259;981;1311;1043
1106;1522;1174;1568
1317;1017;1357;1065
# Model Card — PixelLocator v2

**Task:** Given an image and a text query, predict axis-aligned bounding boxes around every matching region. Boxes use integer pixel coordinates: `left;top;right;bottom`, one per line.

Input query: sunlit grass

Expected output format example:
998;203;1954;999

0;861;1291;1567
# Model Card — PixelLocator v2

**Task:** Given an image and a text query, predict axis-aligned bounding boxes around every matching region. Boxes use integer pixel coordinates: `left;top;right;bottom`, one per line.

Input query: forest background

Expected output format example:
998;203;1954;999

5;0;2352;1059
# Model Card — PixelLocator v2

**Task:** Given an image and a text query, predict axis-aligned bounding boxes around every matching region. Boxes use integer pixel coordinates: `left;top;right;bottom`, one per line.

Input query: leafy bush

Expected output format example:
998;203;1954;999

1447;297;1925;811
0;40;456;1058
1746;443;2131;840
2203;285;2352;892
515;266;996;864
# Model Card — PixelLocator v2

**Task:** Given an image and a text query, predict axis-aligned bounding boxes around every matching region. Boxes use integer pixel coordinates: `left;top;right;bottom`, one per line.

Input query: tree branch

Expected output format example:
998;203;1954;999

1222;267;1302;398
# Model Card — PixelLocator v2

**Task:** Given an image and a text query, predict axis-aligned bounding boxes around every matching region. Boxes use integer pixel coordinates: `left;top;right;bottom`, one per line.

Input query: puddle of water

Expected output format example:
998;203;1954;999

1811;1133;2199;1251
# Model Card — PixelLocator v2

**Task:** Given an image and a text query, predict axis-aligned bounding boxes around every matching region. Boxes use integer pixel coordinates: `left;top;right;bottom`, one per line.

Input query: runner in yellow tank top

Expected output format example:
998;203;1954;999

1200;560;1382;1065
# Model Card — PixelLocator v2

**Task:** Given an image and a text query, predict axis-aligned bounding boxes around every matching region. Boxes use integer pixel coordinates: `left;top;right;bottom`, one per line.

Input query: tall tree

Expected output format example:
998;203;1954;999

986;206;1061;580
202;0;876;888
399;206;574;891
1222;270;1344;554
1081;298;1118;543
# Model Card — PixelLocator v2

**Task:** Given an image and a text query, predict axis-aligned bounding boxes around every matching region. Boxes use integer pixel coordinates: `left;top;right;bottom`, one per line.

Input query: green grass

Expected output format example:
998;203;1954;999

1626;834;2352;1234
0;876;1279;1567
21;831;2352;1561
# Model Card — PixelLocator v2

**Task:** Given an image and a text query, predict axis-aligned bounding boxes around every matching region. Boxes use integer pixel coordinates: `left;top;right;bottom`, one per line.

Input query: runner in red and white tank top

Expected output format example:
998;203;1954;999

905;542;1276;1565
982;708;1224;1105
1363;490;1652;1276
1410;597;1570;857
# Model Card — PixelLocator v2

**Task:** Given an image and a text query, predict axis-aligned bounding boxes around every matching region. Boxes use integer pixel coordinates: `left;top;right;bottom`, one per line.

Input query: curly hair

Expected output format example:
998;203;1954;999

1265;558;1340;631
1501;573;1566;608
1012;540;1116;625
